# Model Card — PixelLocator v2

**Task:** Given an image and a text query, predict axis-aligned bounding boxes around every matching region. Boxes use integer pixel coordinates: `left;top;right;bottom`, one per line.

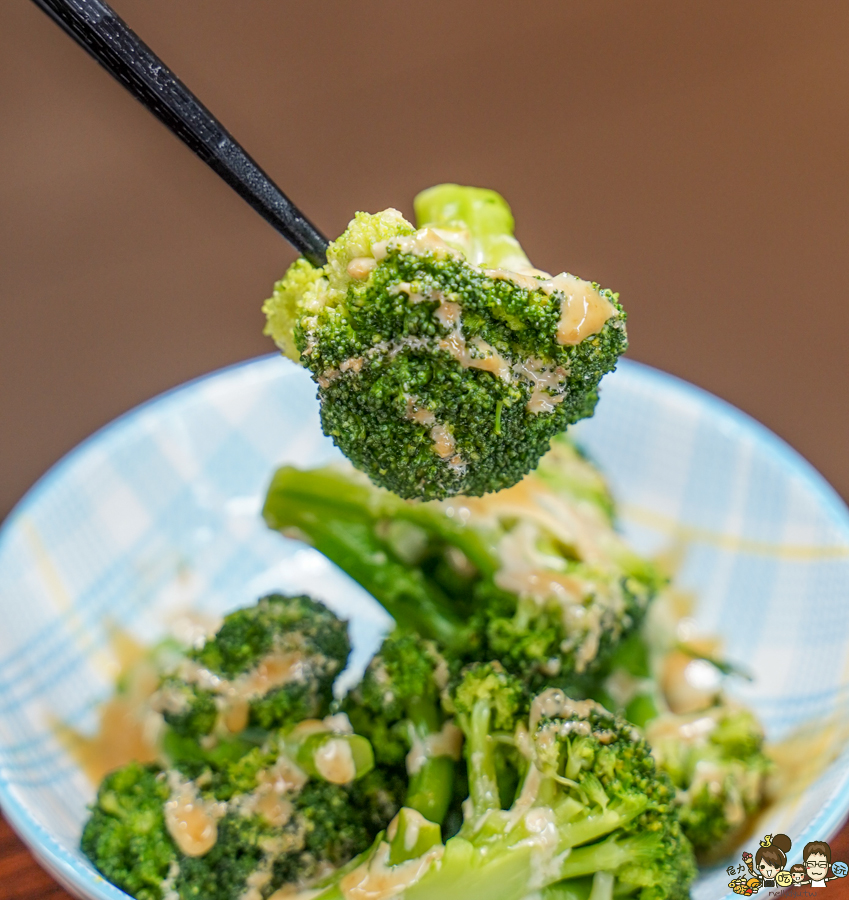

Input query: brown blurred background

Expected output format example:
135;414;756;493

2;0;849;522
1;1;849;894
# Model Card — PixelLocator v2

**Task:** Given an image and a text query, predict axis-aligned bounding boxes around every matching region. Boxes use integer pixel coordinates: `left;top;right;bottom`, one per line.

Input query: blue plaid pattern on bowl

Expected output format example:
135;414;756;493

0;355;847;900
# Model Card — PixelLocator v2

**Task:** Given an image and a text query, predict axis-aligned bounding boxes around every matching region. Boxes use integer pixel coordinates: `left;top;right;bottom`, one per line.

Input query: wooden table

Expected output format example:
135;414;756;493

4;811;849;899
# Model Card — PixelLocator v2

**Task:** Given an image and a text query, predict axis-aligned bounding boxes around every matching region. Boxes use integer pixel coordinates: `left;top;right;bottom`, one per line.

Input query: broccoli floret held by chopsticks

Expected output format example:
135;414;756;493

263;184;628;501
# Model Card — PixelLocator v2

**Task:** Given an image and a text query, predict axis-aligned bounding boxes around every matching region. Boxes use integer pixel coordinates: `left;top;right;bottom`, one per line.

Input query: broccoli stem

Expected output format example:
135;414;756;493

387;809;443;865
555;832;663;881
550;797;648;855
405;755;455;826
284;732;374;784
404;697;455;824
587;872;615;900
464;699;502;815
263;467;474;650
265;464;499;575
402;839;536;900
413;184;535;271
539;878;595;900
311;837;535;900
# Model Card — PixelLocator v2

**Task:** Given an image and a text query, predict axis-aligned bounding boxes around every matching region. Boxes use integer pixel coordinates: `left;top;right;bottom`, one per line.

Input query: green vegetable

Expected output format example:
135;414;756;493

343;632;459;825
81;763;176;900
263;184;627;500
81;734;403;899
309;672;697;900
579;618;772;856
263;437;662;685
158;594;350;740
645;706;772;855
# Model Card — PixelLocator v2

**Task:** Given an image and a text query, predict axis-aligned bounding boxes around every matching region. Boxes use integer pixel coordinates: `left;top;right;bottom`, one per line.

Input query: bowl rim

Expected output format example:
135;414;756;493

1;354;848;900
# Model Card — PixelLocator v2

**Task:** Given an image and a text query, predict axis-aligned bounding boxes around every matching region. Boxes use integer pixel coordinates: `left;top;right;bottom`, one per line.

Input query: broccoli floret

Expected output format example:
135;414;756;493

81;762;177;900
263;439;661;684
343;632;461;824
178;778;400;899
173;813;277;900
309;677;696;900
450;662;528;812
263;184;627;500
156;594;350;740
645;705;772;855
580;620;772;856
155;679;218;739
82;720;402;900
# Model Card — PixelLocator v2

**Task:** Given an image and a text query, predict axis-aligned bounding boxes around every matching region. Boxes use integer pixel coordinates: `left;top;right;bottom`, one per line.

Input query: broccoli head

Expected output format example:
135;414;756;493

263;438;662;685
263;184;627;500
81;718;403;900
645;705;772;855
343;632;461;825
154;594;350;740
81;762;177;900
308;677;696;900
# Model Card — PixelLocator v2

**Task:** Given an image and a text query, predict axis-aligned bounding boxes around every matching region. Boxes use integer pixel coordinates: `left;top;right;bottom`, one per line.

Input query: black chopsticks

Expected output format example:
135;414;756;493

32;0;329;267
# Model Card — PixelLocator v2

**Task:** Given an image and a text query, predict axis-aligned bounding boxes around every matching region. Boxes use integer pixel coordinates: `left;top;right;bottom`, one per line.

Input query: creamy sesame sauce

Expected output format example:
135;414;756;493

404;397;436;427
529;689;600;731
347;257;378;280
339;840;443;900
174;650;309;735
513;359;569;414
484;268;616;346
405;720;464;776
429;424;456;459
541;273;616;346
313;738;357;784
164;775;225;857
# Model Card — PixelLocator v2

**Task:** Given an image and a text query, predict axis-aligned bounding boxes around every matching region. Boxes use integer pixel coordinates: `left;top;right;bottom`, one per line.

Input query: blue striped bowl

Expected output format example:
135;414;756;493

1;356;848;900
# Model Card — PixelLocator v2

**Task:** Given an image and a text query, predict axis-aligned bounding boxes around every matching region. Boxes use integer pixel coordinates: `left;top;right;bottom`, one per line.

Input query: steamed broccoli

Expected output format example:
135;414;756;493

82;721;402;900
81;762;176;900
343;632;461;825
644;706;771;855
154;594;350;741
263;184;628;500
308;671;696;900
579;614;772;856
263;438;662;684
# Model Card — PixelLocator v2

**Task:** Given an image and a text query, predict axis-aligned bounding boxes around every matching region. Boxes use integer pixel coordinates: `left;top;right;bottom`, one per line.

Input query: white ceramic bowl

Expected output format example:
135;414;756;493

1;356;848;900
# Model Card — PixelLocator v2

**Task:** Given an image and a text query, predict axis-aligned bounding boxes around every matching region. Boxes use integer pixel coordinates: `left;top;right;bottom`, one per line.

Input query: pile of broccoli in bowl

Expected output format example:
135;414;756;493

81;437;773;900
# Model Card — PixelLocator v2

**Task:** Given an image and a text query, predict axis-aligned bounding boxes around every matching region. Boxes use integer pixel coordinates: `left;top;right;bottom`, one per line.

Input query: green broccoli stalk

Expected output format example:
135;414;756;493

155;594;351;744
450;662;528;813
262;465;480;655
263;184;628;500
263;438;662;685
309;674;696;900
343;633;461;825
